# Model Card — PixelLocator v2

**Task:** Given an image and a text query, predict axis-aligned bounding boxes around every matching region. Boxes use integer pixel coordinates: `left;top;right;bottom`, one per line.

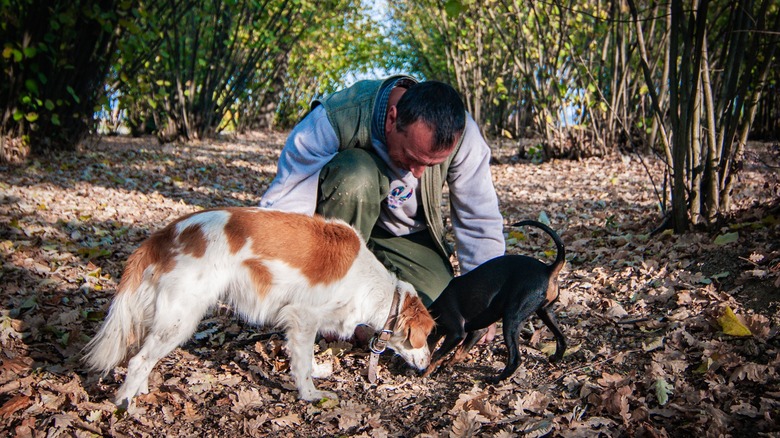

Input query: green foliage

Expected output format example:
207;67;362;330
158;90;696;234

273;0;391;129
385;0;603;149
1;0;134;160
111;0;382;140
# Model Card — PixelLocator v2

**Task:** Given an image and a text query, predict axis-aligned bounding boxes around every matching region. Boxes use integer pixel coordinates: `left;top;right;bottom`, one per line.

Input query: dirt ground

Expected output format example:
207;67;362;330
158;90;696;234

1;133;778;437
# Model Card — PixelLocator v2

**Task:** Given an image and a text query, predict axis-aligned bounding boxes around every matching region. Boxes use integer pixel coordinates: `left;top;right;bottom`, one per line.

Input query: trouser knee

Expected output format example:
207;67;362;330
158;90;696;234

317;149;389;240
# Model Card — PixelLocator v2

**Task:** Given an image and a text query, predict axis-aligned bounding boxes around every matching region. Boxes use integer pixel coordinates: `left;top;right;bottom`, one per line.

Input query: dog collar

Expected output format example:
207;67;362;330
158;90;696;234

367;289;401;383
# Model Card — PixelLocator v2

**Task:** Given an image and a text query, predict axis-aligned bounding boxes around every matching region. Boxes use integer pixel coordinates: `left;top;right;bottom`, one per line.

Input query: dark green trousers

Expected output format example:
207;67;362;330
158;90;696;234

316;148;453;306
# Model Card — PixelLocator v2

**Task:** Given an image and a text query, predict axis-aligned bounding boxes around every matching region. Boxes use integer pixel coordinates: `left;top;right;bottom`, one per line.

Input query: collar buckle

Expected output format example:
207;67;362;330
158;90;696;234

368;329;394;354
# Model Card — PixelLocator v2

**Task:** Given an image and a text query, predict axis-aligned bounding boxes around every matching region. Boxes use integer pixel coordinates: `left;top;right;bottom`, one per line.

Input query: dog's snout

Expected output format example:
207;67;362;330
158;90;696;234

410;348;431;370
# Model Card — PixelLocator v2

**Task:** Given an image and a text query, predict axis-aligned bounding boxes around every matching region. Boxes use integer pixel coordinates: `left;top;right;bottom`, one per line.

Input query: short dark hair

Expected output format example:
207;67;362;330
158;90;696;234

395;81;466;151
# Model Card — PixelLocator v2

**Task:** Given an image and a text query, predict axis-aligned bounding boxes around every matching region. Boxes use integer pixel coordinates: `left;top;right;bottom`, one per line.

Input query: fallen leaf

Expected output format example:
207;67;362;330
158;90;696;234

597;372;627;387
316;397;339;409
742;313;771;339
52;413;74;429
538;211;551;225
642;337;664;352
231;387;263;413
713;232;738;245
717;306;752;337
336;410;363;431
602;385;632;424
183;401;202;421
520;419;553;438
492;428;516;438
0;354;32;378
271;413;301;428
653;378;673;406
449;410;481;438
730;402;760;418
730;363;772;384
605;302;628;319
694;358;714;375
0;395;31;418
513;390;551;416
540;341;581;357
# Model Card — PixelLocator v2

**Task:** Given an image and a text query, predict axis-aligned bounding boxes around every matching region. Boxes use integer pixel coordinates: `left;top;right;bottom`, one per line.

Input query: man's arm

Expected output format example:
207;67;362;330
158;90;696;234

260;106;340;214
447;114;506;274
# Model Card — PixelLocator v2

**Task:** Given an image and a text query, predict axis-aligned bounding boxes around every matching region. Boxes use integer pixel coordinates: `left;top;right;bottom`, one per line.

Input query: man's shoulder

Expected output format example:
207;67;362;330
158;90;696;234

458;114;489;151
315;79;383;110
314;75;418;110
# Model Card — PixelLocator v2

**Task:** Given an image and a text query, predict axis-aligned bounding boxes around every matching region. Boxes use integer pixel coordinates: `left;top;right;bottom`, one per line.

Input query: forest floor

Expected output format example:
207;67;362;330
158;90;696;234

1;133;778;437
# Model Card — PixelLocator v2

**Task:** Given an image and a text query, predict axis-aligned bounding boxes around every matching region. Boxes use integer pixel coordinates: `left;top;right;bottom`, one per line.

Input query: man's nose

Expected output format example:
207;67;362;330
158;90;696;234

410;164;426;178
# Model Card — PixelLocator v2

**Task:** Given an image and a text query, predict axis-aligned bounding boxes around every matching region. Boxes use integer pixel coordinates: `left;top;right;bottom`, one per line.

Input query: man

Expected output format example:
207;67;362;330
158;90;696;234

260;75;504;318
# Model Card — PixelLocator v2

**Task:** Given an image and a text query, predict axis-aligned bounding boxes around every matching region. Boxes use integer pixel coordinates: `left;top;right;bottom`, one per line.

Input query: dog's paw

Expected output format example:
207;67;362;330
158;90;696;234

113;396;132;412
299;388;338;402
483;375;505;385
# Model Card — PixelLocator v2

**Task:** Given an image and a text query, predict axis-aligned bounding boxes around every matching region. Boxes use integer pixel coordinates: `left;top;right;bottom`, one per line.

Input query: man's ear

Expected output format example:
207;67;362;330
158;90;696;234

385;105;397;133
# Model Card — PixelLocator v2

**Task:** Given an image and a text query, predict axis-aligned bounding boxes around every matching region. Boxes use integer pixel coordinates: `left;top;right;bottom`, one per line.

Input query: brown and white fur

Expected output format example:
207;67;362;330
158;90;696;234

83;208;434;406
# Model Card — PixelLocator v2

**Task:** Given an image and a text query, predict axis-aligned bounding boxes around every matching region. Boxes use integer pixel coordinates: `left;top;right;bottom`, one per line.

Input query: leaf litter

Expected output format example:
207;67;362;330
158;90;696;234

0;134;778;437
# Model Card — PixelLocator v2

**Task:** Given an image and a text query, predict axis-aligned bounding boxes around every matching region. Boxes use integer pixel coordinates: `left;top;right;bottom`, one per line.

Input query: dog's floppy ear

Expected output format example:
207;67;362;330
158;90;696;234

397;291;435;349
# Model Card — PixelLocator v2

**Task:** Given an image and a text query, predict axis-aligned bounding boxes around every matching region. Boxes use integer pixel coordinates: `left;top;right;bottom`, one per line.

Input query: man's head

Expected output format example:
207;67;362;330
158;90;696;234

385;81;466;178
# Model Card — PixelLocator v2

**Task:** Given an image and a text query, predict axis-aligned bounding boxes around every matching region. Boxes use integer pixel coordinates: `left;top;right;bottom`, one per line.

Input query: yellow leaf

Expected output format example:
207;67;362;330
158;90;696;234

316;398;339;409
717;306;752;337
540;342;556;356
694;357;714;374
642;337;664;352
540;342;580;357
508;230;526;241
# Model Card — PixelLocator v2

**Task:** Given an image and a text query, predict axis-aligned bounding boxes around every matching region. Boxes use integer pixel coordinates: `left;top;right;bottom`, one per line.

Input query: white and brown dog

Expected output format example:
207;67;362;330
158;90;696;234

83;208;434;406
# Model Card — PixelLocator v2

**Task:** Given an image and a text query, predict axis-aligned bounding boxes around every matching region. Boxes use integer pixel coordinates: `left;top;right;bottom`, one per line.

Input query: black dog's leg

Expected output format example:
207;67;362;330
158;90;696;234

537;307;566;362
426;324;445;352
485;294;544;384
485;316;522;384
445;327;488;366
422;327;466;378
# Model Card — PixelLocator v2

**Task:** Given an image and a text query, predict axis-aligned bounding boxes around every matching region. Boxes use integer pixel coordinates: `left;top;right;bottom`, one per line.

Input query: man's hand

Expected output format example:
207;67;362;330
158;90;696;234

478;323;497;344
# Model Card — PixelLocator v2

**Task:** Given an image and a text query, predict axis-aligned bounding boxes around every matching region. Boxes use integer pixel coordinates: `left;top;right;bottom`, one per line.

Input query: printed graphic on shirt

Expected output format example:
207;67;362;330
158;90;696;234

387;184;413;209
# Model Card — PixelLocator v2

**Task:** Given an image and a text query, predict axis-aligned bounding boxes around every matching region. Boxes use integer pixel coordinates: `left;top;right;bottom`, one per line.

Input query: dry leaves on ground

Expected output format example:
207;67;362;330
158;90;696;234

1;134;778;437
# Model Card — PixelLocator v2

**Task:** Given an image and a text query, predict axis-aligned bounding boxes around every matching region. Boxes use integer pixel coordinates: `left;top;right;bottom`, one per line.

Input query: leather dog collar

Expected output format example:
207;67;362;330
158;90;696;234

367;289;401;383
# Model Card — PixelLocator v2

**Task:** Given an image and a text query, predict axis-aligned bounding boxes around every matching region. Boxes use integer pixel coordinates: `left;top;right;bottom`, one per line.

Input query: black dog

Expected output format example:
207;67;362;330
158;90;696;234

422;220;566;383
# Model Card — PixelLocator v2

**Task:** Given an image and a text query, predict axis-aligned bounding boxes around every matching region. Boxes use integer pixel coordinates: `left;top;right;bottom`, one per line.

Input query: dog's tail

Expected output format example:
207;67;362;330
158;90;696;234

511;220;566;277
82;243;159;374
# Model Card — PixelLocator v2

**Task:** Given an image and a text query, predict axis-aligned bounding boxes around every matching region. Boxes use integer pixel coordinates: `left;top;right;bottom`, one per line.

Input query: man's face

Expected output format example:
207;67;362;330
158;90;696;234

385;106;454;178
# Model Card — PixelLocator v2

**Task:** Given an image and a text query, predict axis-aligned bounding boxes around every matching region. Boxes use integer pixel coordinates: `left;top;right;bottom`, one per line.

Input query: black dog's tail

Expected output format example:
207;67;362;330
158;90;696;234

511;220;566;276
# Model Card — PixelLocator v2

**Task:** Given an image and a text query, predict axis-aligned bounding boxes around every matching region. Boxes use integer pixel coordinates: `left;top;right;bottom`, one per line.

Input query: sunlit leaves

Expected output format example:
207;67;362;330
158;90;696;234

1;132;778;435
445;0;465;17
274;0;388;128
